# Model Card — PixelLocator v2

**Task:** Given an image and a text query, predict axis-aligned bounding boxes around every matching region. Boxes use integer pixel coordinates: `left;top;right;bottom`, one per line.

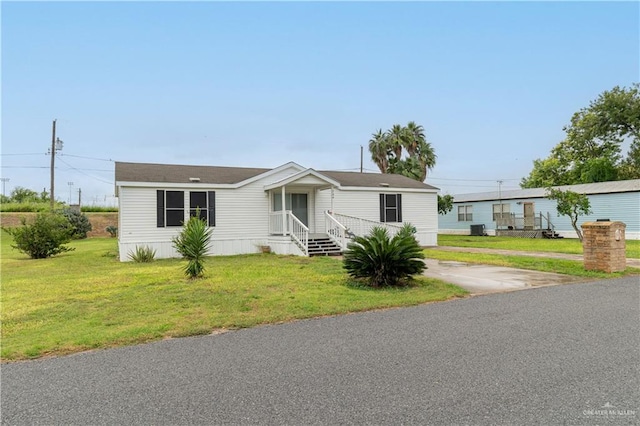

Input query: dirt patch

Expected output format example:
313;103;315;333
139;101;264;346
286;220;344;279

0;212;118;238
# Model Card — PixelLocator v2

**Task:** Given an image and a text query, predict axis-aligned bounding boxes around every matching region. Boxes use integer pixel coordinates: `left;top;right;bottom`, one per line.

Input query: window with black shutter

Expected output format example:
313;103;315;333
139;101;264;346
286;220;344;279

156;190;185;227
156;190;216;228
189;191;216;227
379;193;402;223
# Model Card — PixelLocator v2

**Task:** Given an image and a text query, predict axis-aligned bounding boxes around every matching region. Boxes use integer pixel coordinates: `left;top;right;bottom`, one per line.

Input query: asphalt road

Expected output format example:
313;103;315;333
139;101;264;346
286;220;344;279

2;277;639;425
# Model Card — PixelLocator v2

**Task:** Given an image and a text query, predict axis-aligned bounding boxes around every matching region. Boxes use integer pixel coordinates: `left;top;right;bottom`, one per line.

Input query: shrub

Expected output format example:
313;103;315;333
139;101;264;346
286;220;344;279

343;223;426;287
172;213;213;279
0;202;59;212
81;206;118;212
61;208;92;239
106;225;118;238
2;213;75;259
128;245;156;263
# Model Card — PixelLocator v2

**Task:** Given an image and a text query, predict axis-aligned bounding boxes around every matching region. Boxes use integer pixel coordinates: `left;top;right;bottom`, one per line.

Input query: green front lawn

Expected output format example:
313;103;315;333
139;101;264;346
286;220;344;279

1;234;466;361
437;234;640;258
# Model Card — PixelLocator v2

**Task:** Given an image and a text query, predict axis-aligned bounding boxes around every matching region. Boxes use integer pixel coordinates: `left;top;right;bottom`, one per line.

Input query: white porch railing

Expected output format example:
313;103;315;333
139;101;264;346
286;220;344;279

289;212;309;256
331;212;403;239
269;210;309;256
324;211;347;250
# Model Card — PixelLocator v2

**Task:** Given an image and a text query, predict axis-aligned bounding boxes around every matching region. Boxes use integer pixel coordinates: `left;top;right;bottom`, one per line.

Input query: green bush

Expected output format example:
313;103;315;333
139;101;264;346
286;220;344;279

128;245;156;263
2;213;75;259
105;225;118;237
172;213;213;278
61;208;92;239
0;202;61;212
81;206;118;212
343;224;426;287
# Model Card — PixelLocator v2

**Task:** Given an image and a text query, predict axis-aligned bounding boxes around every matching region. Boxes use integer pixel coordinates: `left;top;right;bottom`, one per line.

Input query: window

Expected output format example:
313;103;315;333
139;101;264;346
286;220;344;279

190;191;216;227
156;190;184;227
457;205;473;222
492;203;510;221
379;194;402;223
157;190;215;227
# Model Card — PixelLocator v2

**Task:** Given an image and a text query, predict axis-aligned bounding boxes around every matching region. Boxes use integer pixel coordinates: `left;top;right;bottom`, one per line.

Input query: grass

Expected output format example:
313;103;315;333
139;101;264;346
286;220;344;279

438;234;640;259
1;232;467;361
0;203;117;213
425;249;640;278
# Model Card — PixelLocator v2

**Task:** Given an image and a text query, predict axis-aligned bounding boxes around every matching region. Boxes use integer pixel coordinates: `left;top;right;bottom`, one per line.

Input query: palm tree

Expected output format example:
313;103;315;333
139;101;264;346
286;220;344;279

387;124;405;160
368;129;390;173
415;140;437;181
404;121;425;156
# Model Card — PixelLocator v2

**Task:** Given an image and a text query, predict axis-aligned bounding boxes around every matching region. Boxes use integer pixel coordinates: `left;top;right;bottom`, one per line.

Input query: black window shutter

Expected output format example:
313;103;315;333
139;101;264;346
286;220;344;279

379;194;385;222
156;190;165;227
208;191;216;227
397;194;402;222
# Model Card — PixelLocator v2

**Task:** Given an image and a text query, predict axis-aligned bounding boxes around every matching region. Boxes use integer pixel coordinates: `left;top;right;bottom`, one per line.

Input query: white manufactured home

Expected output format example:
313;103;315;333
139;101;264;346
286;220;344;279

439;180;640;240
115;161;439;261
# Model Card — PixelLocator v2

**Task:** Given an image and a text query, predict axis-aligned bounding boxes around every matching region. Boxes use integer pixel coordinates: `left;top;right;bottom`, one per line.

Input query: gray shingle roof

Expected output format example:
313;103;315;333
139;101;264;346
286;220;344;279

320;170;438;190
453;179;640;203
115;162;270;185
115;161;439;190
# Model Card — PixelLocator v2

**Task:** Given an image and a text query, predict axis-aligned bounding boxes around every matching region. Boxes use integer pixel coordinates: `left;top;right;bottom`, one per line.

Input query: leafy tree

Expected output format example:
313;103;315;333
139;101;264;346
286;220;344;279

438;194;454;215
522;83;639;188
10;187;40;203
61;208;92;239
546;188;592;242
618;139;640;179
343;224;426;287
2;213;75;259
172;213;213;279
368;121;436;182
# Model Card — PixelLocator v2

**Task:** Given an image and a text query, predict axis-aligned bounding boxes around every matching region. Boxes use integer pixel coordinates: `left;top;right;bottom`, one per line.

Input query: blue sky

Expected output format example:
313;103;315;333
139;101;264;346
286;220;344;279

2;1;638;205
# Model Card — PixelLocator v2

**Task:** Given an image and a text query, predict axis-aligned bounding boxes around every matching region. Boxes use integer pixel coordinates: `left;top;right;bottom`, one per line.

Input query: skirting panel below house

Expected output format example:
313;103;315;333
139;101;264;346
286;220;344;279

118;237;302;261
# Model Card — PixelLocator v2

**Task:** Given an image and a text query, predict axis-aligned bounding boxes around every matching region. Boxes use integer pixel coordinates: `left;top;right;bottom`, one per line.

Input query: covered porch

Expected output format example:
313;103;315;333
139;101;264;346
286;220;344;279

264;169;346;256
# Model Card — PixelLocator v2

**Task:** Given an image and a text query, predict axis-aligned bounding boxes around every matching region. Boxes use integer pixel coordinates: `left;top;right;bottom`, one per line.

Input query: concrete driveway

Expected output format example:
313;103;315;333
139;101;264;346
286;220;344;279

423;258;588;294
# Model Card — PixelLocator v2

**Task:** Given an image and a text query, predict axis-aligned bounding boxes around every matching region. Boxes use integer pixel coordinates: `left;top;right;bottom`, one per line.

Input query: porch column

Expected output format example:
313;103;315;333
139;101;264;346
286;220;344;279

330;186;335;213
281;185;287;236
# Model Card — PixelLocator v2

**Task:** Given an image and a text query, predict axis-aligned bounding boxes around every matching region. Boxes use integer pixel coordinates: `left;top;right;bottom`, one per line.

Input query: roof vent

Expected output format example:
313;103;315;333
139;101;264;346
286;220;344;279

189;177;201;182
380;183;389;187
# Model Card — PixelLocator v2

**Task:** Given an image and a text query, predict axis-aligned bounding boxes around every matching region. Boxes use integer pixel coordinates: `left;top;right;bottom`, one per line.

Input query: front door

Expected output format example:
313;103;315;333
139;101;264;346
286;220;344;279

291;194;308;227
524;202;535;229
273;193;309;227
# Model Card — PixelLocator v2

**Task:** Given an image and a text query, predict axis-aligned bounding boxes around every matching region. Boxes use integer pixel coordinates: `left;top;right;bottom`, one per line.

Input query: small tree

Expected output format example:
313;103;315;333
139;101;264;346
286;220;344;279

343;223;425;287
61;208;92;239
172;213;213;278
3;213;75;259
438;194;454;215
546;188;592;241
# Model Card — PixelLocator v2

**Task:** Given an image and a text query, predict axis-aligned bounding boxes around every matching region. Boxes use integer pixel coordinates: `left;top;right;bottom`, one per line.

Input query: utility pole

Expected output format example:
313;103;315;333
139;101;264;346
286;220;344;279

0;177;9;198
360;146;363;173
78;188;82;206
49;119;63;210
68;182;74;204
497;180;503;219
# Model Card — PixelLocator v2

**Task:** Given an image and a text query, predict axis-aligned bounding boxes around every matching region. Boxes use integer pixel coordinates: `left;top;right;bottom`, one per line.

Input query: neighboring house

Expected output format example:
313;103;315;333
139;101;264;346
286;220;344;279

439;180;640;240
115;161;439;261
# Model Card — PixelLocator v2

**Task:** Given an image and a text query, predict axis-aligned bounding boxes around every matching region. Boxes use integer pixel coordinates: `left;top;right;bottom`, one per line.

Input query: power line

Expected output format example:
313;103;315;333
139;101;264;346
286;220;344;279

0;153;47;156
59;153;114;162
56;157;114;185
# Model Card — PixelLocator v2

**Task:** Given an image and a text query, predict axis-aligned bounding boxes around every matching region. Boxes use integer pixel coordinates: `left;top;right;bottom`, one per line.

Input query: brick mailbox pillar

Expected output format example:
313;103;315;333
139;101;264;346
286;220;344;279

581;221;626;273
